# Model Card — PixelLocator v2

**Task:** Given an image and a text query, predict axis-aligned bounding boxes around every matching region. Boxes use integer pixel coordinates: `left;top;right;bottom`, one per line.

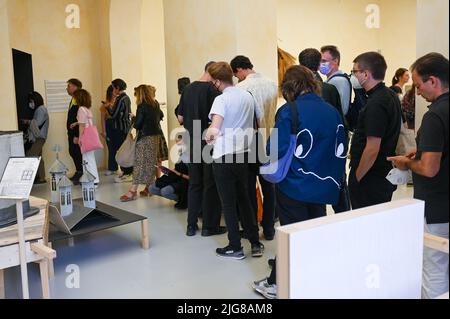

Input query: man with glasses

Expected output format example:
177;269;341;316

320;45;352;117
388;53;449;299
348;52;401;209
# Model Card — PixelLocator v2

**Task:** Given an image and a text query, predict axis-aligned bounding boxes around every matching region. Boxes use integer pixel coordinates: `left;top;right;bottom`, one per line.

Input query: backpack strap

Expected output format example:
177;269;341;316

289;102;298;134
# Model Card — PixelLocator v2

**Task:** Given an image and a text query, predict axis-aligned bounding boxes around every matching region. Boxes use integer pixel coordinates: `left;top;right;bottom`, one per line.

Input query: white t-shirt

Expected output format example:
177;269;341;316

208;86;263;160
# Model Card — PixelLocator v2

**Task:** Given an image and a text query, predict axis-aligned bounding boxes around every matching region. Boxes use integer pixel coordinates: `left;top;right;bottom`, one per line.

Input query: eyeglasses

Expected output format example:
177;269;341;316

350;69;365;75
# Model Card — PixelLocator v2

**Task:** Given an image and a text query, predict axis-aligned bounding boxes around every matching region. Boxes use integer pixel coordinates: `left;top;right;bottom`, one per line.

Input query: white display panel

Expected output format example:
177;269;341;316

277;199;425;299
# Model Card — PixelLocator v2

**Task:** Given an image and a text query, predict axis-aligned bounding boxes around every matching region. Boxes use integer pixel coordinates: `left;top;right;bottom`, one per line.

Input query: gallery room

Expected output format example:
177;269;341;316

0;0;448;300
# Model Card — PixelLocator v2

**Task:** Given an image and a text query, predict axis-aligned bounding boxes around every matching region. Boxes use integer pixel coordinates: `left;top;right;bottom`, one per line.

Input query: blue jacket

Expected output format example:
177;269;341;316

267;93;347;205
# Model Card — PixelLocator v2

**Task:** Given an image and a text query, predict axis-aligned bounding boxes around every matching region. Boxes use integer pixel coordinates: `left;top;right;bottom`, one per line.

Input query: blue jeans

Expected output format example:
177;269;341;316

150;184;178;201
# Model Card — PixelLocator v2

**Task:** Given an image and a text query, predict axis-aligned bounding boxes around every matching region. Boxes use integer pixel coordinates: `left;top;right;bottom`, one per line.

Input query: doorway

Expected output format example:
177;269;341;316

12;49;34;133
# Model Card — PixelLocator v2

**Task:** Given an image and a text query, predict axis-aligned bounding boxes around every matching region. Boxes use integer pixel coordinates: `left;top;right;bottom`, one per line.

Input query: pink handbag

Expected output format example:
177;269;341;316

79;108;103;154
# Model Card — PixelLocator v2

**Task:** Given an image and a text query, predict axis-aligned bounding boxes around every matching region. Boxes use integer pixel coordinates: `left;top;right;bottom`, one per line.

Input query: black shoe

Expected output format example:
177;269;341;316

268;258;275;268
201;226;227;237
69;171;82;181
216;245;245;260
251;242;265;257
186;224;198;236
174;203;187;210
263;231;275;241
34;179;47;185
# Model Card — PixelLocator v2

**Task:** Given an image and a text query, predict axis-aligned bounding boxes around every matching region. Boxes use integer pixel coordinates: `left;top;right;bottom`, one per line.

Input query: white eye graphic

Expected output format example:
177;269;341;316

335;124;347;159
295;129;313;159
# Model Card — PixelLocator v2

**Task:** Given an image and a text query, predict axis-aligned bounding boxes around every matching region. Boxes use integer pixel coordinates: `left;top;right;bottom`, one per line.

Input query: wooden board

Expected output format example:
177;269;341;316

0;196;47;247
277;199;425;299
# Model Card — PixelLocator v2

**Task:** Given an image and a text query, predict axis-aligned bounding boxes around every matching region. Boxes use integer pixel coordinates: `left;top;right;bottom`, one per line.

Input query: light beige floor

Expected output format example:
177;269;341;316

3;172;413;299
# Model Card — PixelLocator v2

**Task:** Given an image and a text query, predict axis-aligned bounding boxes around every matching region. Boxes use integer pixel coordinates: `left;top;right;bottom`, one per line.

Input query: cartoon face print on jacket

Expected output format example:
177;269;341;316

294;124;347;189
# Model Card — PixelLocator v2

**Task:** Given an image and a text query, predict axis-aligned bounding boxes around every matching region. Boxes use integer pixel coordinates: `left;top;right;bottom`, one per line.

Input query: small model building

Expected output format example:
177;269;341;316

80;162;96;209
58;175;73;217
49;152;68;203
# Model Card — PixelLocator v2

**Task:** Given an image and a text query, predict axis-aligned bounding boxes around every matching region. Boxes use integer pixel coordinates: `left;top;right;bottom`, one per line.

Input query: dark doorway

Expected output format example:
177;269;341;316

12;49;34;133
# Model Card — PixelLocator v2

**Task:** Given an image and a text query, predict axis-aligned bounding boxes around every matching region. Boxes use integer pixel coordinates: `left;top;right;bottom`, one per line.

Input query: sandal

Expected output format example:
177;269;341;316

120;190;138;202
139;187;152;197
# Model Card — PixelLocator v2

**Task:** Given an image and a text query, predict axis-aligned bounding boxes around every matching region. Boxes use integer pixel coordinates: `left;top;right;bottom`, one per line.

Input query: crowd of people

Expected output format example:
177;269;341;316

21;46;448;300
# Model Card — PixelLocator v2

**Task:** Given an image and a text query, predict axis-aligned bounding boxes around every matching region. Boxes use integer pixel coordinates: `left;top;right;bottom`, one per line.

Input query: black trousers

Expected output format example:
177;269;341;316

68;135;83;173
213;158;259;250
187;162;222;230
268;188;326;285
348;167;396;210
247;163;275;236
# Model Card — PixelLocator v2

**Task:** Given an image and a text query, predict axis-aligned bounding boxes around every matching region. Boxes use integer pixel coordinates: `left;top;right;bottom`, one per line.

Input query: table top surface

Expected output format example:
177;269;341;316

48;200;147;241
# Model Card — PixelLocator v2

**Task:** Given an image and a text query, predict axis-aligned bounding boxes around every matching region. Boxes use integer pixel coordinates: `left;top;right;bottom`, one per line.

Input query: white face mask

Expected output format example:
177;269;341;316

386;168;412;185
350;75;362;89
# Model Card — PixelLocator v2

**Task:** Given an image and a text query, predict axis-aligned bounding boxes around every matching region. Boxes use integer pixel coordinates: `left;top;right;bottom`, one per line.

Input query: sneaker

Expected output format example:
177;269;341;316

251;242;264;257
253;278;277;299
216;245;245;260
114;174;133;183
104;170;116;176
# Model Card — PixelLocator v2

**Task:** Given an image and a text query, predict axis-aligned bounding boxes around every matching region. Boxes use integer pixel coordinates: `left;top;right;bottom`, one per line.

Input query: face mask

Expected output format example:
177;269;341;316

350;75;362;89
386;168;412;185
319;62;331;75
28;101;35;109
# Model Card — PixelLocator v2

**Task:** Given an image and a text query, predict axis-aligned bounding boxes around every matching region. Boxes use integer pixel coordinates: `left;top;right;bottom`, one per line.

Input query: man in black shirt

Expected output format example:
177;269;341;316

66;78;83;184
388;53;449;299
348;52;401;209
177;62;226;237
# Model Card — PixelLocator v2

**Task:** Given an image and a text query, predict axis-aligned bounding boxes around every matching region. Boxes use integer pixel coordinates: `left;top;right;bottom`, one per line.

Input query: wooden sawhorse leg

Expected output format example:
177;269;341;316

141;220;149;249
0;269;5;299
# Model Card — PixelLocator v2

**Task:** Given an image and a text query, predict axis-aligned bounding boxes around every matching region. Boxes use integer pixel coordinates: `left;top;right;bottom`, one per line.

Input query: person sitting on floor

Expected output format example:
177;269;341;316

150;133;189;209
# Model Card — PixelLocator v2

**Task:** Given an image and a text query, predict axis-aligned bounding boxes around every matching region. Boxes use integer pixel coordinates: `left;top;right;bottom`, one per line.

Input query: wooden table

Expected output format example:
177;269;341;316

0;196;56;299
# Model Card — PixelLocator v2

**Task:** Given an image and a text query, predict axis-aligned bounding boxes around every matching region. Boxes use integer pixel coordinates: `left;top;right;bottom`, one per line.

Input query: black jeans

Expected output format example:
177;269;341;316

187;162;222;230
268;188;326;285
213;158;259;250
68;135;83;173
348;167;396;210
248;163;275;236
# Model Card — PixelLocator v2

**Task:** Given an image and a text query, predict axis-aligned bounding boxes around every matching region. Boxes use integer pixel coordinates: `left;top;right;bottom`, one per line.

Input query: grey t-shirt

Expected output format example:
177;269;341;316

327;70;351;116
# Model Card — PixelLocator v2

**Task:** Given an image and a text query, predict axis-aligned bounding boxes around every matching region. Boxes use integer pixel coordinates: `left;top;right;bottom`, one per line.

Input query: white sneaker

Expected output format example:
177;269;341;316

114;174;133;183
104;170;116;176
252;278;277;299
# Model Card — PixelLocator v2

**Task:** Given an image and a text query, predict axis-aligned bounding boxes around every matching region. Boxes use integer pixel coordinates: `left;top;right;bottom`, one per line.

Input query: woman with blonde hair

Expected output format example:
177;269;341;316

120;85;162;201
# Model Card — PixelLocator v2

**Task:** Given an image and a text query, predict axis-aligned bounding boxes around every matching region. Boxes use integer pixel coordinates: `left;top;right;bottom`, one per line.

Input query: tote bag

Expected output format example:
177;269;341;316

396;121;416;156
116;132;136;167
260;102;298;184
79;107;103;154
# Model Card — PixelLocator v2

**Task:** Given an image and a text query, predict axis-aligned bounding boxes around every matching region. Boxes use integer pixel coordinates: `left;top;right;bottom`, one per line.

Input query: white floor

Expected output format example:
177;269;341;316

3;172;413;299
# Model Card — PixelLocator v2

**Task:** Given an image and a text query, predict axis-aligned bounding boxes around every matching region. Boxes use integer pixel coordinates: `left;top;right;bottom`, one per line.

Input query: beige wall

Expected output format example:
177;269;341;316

163;0;278;160
109;0;168;150
0;0;17;131
3;0;110;176
276;0;416;85
415;0;449;129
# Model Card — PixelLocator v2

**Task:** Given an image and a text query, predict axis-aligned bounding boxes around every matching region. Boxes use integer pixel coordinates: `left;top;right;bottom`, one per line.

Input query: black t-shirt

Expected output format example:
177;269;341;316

389;85;403;95
413;93;449;224
350;82;402;176
67;100;79;138
177;81;221;142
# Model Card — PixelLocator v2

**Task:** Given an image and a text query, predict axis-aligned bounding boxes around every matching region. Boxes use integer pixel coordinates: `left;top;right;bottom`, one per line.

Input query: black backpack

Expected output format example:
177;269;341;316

328;73;368;132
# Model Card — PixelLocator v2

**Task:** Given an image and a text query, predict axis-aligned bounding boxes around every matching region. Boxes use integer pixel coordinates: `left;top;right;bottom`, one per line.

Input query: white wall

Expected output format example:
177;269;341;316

276;0;417;85
415;0;449;129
